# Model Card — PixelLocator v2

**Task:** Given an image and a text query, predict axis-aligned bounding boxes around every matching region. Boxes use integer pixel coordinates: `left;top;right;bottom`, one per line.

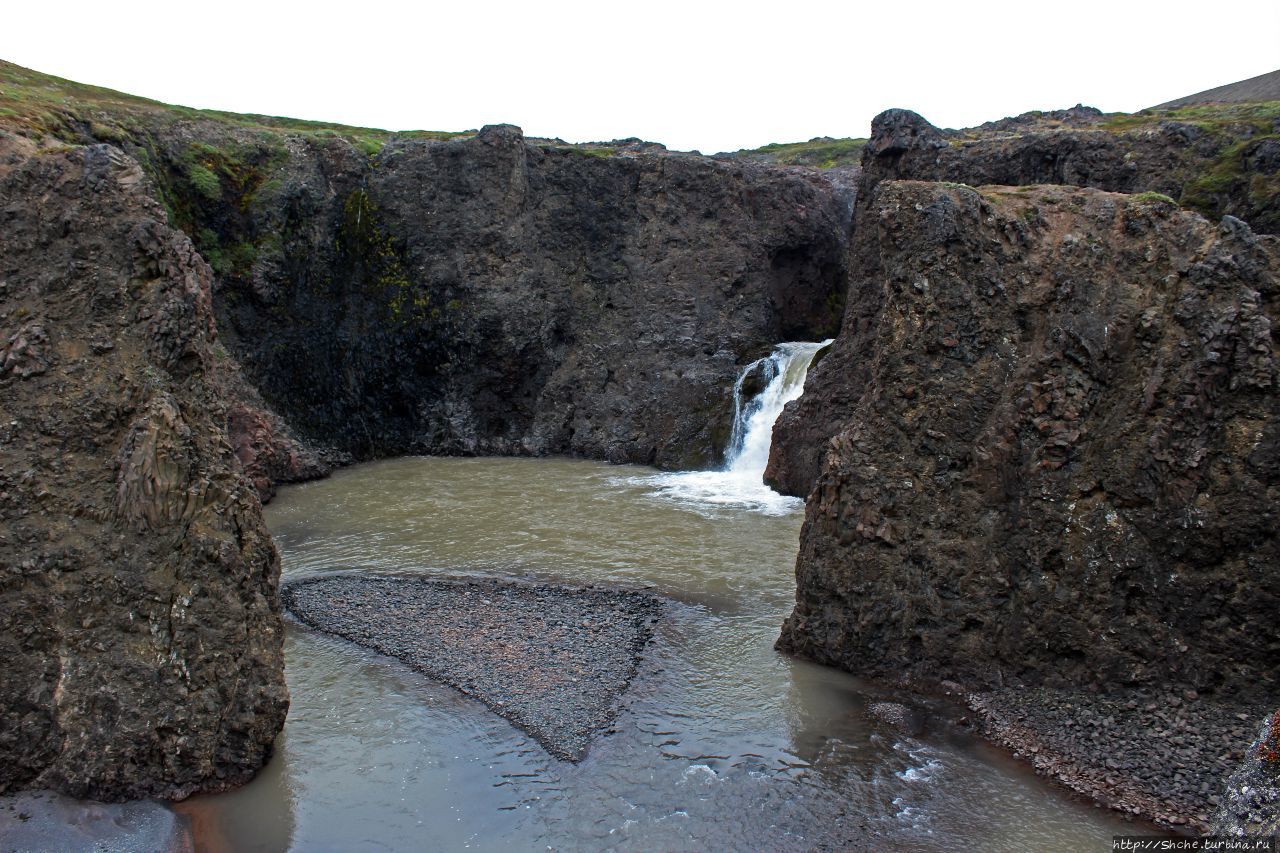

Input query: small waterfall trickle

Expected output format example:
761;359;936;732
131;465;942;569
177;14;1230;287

722;340;830;480
634;339;830;515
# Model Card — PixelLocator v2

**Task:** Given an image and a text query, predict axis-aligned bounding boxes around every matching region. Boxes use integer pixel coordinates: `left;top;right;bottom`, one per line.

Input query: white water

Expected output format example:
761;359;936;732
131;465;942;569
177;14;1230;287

634;340;831;515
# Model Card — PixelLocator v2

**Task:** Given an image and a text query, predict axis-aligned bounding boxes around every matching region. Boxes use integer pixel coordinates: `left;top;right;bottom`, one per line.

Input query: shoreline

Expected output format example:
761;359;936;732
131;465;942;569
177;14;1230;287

955;684;1270;833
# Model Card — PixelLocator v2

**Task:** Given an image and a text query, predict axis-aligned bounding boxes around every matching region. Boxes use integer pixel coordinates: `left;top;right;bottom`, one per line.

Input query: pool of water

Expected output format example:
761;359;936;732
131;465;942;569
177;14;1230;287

177;456;1136;851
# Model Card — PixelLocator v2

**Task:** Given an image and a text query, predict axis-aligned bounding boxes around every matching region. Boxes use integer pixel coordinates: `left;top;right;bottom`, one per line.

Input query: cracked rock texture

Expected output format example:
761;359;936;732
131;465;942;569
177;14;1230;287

0;134;288;800
776;177;1279;705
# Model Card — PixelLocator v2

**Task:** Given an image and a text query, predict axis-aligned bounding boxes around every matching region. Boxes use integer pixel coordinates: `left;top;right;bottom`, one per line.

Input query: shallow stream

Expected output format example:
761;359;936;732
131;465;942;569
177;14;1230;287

177;455;1137;851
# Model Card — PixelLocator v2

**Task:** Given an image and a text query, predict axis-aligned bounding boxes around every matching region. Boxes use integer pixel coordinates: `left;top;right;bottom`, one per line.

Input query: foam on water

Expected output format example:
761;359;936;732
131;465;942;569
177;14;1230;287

634;340;831;515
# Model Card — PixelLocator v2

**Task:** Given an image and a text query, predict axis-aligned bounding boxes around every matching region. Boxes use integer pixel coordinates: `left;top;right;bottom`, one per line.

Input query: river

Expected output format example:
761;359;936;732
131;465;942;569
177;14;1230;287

177;344;1136;851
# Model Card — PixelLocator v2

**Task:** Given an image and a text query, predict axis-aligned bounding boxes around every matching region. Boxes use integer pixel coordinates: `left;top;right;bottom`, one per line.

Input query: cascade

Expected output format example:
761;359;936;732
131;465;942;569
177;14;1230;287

723;340;830;479
638;340;830;514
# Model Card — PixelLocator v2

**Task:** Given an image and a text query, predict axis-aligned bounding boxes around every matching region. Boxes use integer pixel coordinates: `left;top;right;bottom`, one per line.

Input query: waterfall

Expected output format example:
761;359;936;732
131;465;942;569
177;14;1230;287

634;340;830;515
723;340;830;480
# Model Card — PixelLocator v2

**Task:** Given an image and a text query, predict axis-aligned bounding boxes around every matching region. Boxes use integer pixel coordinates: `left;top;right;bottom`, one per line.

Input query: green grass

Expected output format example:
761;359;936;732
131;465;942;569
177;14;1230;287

1102;100;1280;135
729;137;867;169
1178;134;1280;221
0;59;469;148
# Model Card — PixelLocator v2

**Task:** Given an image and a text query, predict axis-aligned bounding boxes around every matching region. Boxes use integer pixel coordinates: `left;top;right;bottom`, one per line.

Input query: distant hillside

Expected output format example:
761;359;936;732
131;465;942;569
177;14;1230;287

1152;68;1280;109
723;137;866;169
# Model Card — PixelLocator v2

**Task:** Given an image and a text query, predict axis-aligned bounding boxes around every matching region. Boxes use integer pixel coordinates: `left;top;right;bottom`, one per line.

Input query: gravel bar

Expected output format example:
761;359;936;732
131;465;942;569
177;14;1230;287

282;574;662;761
961;685;1272;833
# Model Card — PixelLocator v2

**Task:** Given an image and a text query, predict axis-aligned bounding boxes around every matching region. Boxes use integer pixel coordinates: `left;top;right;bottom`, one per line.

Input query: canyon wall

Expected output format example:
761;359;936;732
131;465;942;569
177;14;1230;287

0;135;288;799
147;122;850;475
2;58;1276;805
774;173;1279;699
770;106;1280;496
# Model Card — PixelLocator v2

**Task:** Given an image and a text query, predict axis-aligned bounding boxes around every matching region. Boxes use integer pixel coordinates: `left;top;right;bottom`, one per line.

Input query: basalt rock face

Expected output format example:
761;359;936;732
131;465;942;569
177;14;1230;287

776;179;1279;702
179;123;849;470
0;134;288;799
768;106;1280;496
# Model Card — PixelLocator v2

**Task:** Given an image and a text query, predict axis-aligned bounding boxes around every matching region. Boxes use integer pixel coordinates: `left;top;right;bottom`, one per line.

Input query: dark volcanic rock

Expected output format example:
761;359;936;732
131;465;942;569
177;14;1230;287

0;134;288;800
776;180;1279;705
842;106;1276;226
172;122;850;472
965;687;1271;831
770;105;1280;497
283;574;661;761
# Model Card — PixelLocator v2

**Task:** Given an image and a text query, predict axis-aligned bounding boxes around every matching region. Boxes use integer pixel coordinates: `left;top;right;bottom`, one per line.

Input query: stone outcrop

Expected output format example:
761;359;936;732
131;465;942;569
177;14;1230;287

182;122;850;470
769;105;1280;496
775;177;1278;703
0;134;288;800
862;106;1279;235
3;58;1277;811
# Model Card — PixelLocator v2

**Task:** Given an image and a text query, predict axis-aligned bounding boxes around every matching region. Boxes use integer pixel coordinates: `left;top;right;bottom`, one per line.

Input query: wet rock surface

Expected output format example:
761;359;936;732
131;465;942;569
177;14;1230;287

0;134;288;800
282;574;662;761
866;701;925;737
1212;708;1280;836
0;790;193;853
963;688;1271;832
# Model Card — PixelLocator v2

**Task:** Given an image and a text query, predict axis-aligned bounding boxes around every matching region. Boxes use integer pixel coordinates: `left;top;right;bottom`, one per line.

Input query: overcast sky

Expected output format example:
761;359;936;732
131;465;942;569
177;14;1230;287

5;1;1278;153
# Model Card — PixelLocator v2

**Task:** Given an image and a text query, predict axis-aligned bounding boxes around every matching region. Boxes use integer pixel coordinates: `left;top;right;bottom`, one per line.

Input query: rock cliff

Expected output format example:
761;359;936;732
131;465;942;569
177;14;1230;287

173;123;849;471
0;134;288;799
776;176;1278;699
0;61;850;800
770;105;1280;495
2;59;1277;815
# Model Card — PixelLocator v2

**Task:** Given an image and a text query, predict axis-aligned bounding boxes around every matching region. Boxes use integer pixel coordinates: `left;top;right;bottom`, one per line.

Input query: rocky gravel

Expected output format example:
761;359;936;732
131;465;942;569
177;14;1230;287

282;574;662;761
961;686;1273;833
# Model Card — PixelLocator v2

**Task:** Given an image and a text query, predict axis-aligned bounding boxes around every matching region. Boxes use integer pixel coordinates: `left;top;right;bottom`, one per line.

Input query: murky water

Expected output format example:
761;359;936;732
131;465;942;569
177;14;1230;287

177;456;1138;851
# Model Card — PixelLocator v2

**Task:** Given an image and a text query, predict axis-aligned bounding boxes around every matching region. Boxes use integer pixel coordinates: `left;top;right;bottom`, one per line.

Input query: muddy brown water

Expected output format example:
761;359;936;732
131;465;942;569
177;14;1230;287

178;456;1139;851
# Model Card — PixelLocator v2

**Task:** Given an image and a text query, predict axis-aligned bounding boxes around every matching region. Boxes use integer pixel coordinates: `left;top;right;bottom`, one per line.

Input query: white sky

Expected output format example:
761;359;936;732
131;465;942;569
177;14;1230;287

4;1;1278;154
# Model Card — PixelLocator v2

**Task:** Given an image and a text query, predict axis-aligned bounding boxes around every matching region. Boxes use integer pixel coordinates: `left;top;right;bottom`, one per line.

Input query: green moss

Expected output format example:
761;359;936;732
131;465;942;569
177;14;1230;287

186;161;222;199
87;120;129;143
1179;135;1279;219
355;137;384;158
339;188;426;323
